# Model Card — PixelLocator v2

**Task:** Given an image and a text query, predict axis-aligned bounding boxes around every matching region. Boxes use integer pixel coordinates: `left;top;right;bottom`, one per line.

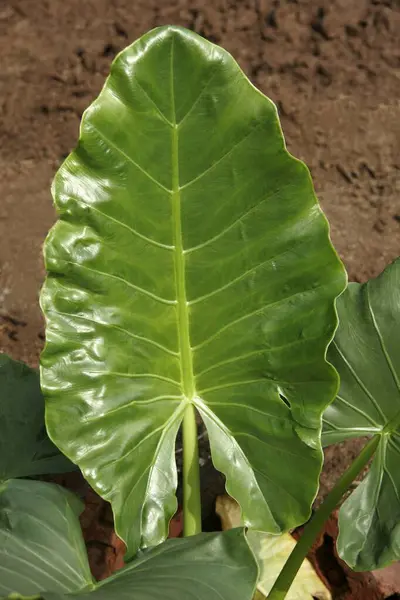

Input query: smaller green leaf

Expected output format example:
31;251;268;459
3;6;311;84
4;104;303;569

0;479;93;598
0;355;75;480
216;495;331;599
323;258;400;570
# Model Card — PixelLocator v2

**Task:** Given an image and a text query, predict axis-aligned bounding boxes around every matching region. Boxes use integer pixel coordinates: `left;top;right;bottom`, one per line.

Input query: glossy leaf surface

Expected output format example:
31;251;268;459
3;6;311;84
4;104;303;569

0;479;93;597
216;495;331;600
41;25;346;557
323;258;400;570
0;355;74;481
1;526;257;600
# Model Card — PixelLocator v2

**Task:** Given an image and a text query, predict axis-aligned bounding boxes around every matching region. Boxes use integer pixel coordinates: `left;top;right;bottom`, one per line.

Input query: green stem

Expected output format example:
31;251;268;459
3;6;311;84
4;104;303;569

182;403;202;536
268;434;381;600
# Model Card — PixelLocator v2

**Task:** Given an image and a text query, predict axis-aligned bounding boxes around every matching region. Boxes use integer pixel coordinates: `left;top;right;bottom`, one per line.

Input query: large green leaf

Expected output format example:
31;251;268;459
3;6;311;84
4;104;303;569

0;479;93;597
0;355;74;481
40;25;346;557
323;258;400;570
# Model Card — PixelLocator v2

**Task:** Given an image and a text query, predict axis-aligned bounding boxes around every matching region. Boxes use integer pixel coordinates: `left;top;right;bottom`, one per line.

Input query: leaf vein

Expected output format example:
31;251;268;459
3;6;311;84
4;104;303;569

134;78;175;127
179;120;265;191
335;394;380;429
89;123;172;193
0;550;71;592
176;59;221;127
199;378;273;394
82;395;183;423
233;431;315;462
5;534;83;587
102;401;185;472
138;401;185;540
0;563;43;591
64;262;176;306
193;285;325;351
83;371;181;387
188;248;291;305
47;309;179;357
332;341;386;423
205;401;289;423
66;198;175;250
184;189;283;254
196;335;324;378
366;285;400;431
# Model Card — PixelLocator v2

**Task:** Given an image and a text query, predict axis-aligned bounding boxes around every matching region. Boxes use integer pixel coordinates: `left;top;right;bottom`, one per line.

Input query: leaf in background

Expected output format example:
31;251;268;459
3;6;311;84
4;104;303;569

216;495;331;600
0;479;93;598
41;25;346;558
0;355;75;481
1;528;258;600
323;258;400;570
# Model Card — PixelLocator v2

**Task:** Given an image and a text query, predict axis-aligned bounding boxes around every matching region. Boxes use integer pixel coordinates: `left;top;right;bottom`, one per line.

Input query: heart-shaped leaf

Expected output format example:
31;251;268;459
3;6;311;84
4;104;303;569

0;355;74;481
323;258;400;570
41;25;346;558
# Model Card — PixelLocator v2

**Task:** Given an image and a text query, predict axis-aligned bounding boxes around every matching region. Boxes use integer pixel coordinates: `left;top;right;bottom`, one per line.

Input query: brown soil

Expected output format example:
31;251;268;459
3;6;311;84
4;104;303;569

0;0;399;597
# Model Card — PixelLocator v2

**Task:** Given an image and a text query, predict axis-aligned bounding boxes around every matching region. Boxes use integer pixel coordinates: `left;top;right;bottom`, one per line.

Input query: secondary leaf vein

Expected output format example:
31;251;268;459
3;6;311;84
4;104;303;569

89;123;172;194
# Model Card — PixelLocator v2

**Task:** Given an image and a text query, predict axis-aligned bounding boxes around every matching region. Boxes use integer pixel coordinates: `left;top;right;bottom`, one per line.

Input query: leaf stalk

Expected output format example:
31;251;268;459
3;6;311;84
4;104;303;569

182;403;202;536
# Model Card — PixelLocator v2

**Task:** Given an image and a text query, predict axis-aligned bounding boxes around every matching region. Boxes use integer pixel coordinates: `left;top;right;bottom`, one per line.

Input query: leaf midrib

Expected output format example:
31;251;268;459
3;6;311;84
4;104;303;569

170;37;196;404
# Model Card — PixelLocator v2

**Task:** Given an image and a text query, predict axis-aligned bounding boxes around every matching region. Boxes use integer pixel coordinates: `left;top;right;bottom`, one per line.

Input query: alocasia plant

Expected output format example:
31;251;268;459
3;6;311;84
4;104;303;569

40;24;345;560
